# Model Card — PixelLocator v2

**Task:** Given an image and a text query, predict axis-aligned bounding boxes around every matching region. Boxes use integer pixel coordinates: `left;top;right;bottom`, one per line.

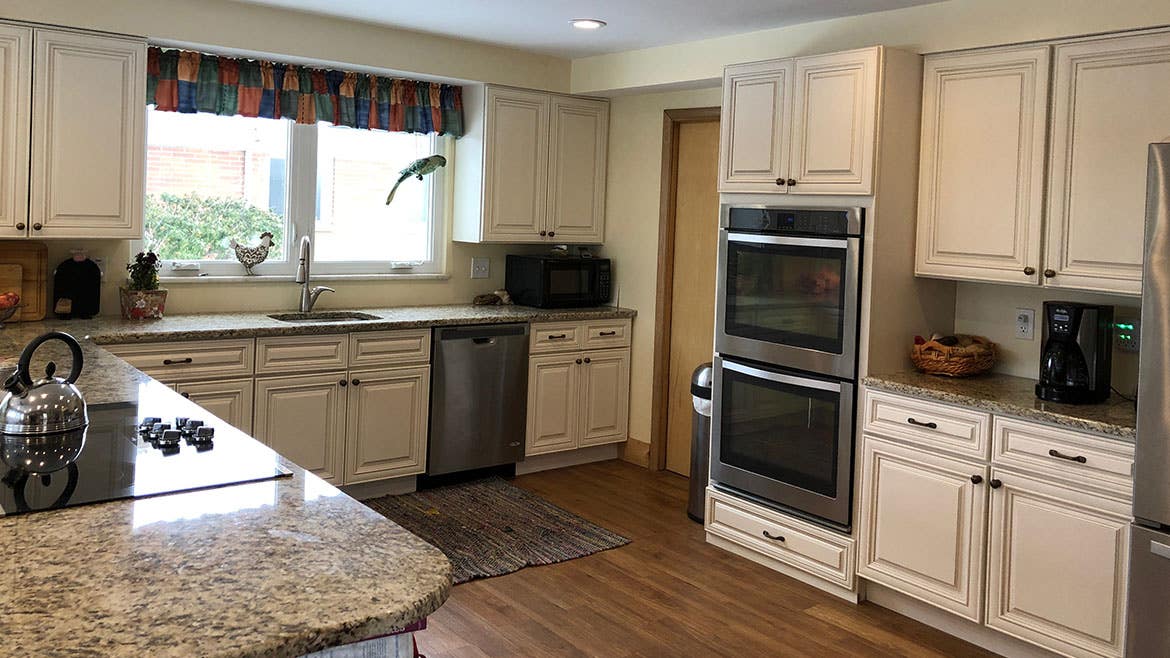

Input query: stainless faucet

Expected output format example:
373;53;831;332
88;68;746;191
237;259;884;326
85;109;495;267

295;236;334;313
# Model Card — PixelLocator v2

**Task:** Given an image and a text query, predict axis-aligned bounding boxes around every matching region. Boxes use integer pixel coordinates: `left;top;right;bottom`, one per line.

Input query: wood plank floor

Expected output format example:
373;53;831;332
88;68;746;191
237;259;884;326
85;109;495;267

416;460;996;658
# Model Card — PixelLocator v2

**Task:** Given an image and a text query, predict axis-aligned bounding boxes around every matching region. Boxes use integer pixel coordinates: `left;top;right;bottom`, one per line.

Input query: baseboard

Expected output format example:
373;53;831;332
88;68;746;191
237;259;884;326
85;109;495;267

342;475;417;500
864;581;1061;658
621;439;650;467
515;444;623;475
707;534;860;603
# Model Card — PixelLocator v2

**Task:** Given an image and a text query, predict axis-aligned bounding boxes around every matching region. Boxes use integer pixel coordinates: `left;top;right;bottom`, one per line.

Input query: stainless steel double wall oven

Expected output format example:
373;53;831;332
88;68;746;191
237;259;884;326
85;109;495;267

711;205;863;530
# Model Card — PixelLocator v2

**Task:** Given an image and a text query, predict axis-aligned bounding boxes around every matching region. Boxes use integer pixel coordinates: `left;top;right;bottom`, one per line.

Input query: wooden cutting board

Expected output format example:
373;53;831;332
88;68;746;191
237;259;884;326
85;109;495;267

0;264;23;317
0;241;47;321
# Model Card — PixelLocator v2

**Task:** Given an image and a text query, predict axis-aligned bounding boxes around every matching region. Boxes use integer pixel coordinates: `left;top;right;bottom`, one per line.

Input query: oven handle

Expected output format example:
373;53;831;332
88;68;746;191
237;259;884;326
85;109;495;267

726;232;850;250
721;359;842;393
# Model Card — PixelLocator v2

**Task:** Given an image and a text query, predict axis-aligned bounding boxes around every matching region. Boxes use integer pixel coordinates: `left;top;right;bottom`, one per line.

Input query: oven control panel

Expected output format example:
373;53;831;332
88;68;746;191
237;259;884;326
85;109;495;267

726;207;862;237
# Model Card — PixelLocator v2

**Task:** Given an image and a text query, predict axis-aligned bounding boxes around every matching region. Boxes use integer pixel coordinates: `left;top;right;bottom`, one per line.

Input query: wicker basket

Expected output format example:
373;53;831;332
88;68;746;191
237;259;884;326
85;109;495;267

911;335;997;377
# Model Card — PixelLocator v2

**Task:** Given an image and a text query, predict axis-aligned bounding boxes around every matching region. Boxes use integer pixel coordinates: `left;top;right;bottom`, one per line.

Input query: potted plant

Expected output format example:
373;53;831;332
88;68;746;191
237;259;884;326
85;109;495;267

119;251;167;320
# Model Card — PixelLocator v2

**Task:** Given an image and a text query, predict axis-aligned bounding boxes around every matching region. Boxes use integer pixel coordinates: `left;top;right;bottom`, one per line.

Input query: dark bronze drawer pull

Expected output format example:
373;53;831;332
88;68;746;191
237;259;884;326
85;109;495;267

762;530;785;542
599;330;617;337
547;334;568;340
162;357;194;366
1048;449;1087;464
906;417;937;429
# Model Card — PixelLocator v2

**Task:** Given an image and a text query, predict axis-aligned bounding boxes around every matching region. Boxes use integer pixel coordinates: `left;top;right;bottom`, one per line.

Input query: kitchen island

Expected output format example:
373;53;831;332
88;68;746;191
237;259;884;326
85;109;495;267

0;321;452;657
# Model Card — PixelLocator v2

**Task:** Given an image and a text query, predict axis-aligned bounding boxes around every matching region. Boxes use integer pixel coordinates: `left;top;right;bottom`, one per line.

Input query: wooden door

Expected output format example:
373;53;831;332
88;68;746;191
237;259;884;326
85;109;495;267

343;365;430;484
547;95;608;243
525;353;579;456
665;118;720;475
29;29;144;239
986;470;1130;658
0;24;30;238
915;47;1050;285
788;47;879;194
175;378;255;433
718;59;792;193
253;372;347;485
481;86;549;242
1045;32;1170;295
578;349;630;447
857;436;989;622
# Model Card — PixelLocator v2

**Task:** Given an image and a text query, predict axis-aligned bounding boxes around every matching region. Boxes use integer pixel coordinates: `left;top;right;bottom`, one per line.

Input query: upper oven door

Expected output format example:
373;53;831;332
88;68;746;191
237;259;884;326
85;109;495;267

715;229;860;379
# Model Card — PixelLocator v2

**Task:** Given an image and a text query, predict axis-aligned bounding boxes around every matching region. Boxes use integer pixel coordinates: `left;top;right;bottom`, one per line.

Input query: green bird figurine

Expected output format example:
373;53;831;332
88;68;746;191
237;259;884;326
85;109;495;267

385;154;447;205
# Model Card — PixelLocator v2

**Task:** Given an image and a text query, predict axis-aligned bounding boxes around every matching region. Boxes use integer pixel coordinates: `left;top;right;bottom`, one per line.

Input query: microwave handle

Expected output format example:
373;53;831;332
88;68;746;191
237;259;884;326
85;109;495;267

721;359;842;393
726;232;849;250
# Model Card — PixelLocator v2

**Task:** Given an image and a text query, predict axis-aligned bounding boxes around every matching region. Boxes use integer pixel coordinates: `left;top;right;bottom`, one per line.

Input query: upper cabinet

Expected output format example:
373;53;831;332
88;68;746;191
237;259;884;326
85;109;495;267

0;24;144;240
454;85;609;244
915;47;1050;285
915;30;1170;296
718;47;880;195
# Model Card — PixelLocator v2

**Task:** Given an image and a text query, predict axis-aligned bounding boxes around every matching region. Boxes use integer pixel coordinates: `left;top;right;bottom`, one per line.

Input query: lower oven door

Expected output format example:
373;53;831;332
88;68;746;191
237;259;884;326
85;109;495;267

710;355;855;529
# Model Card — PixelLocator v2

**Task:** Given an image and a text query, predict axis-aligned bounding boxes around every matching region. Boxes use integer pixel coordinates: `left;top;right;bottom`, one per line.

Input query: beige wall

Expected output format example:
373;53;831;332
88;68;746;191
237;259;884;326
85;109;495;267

2;0;569;91
571;0;1170;93
594;86;722;448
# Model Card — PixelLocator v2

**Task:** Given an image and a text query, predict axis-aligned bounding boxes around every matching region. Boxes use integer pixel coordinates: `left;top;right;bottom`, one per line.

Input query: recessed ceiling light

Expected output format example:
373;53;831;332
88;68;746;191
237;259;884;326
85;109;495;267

569;18;607;30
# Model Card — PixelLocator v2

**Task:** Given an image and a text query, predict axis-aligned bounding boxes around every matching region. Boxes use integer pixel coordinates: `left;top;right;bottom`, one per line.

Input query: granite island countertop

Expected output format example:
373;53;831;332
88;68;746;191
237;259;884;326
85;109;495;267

0;323;453;657
864;371;1136;440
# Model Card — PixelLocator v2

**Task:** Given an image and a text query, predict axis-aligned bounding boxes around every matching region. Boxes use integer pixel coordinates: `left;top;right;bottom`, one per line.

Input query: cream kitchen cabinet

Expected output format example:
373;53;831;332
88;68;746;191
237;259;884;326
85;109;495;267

914;46;1050;285
0;24;30;238
174;378;254;433
454;85;609;244
578;348;630;446
254;371;348;485
718;47;879;195
525;353;579;455
343;364;430;484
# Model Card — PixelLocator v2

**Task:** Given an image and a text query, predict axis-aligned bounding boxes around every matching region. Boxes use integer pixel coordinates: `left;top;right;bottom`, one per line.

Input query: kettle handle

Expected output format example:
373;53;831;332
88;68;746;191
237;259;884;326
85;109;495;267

16;331;84;386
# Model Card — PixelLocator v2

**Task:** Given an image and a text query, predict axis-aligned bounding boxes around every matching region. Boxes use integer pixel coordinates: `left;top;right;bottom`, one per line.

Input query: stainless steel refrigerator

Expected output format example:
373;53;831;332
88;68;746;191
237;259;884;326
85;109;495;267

1128;142;1170;657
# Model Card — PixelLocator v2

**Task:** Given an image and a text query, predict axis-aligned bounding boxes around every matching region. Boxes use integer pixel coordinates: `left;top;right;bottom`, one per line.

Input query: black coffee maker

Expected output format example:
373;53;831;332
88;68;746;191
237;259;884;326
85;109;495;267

1036;301;1113;404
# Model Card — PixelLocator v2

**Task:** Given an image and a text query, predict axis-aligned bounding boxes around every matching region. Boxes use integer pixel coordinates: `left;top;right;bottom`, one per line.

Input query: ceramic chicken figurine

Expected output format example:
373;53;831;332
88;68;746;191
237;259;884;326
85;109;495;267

230;231;275;275
385;155;447;205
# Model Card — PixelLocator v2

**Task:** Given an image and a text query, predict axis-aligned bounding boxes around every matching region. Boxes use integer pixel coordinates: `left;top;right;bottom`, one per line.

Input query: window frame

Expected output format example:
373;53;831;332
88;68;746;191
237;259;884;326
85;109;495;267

144;109;450;280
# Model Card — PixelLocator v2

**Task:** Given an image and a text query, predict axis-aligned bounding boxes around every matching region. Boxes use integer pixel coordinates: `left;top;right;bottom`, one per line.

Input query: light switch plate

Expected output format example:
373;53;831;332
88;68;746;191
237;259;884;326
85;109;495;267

470;257;490;279
1015;308;1035;340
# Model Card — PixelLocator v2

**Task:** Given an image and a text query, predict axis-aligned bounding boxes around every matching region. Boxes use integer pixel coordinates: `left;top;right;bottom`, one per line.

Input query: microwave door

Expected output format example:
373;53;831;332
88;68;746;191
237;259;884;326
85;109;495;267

715;231;860;379
544;264;591;307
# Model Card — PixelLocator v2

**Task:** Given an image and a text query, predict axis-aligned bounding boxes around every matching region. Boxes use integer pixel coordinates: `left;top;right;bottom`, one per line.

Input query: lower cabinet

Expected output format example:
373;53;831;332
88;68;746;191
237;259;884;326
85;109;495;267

343;365;430;484
253;372;348;485
525;347;629;456
174;377;254;433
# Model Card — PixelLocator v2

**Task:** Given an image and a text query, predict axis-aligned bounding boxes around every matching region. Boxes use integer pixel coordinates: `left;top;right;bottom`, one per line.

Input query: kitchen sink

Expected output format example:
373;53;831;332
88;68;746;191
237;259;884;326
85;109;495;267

267;311;381;323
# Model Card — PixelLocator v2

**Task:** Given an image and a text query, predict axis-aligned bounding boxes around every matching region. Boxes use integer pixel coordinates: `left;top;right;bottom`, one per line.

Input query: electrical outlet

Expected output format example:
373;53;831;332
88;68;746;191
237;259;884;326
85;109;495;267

1015;308;1035;340
1115;319;1141;353
470;257;490;279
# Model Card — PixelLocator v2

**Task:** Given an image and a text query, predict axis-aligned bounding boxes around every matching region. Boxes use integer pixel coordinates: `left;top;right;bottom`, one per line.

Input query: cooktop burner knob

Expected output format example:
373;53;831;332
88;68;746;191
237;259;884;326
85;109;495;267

193;426;215;443
158;429;183;447
185;419;204;429
175;417;189;428
143;417;162;425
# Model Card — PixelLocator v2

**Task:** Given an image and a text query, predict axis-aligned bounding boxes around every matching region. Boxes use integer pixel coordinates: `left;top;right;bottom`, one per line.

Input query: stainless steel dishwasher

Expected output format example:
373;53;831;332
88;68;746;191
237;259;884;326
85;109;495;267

427;323;529;476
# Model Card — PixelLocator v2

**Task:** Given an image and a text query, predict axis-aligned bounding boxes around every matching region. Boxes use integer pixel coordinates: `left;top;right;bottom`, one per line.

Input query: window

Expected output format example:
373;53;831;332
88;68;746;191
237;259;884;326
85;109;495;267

144;107;447;277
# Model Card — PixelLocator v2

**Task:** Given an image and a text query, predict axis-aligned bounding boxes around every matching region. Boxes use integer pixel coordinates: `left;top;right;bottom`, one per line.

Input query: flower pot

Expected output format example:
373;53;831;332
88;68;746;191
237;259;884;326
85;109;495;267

119;288;168;321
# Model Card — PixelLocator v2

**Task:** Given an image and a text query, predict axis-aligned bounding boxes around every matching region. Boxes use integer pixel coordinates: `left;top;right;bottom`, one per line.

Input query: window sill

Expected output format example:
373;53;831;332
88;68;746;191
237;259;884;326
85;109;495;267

159;272;451;284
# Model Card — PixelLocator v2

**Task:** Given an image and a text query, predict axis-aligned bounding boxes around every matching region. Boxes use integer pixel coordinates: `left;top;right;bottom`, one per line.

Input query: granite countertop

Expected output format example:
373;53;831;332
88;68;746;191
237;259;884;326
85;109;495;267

31;304;636;344
864;371;1137;440
0;324;453;656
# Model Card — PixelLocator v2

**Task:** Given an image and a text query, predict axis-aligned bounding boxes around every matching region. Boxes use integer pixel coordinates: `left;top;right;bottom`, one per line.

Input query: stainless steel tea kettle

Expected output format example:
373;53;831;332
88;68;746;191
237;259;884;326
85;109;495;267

0;331;88;437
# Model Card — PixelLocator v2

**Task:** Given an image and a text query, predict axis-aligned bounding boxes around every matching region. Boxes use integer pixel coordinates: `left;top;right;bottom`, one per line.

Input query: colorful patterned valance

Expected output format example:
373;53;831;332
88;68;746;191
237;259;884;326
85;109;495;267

146;47;463;137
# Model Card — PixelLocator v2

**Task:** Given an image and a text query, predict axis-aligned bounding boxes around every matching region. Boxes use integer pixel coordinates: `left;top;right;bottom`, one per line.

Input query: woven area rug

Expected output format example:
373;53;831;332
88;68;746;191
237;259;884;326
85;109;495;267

363;477;630;584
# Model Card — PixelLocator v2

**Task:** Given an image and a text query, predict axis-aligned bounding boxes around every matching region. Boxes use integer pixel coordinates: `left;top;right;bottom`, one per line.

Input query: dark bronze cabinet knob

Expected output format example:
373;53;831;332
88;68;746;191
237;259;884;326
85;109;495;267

970;475;983;484
339;379;347;387
583;357;591;364
575;358;583;364
31;223;42;231
351;378;361;386
548;231;555;237
1043;269;1056;278
1023;266;1036;275
181;392;190;399
775;178;786;186
786;178;797;187
989;479;1003;489
15;222;24;231
539;230;547;237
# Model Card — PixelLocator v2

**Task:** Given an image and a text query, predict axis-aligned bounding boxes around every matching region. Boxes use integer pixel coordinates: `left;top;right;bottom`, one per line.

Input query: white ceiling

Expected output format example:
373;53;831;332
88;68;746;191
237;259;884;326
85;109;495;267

228;0;944;59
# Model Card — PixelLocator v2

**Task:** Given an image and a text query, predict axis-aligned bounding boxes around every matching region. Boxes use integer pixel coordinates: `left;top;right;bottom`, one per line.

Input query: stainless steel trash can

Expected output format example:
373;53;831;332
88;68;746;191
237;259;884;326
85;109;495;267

688;363;714;523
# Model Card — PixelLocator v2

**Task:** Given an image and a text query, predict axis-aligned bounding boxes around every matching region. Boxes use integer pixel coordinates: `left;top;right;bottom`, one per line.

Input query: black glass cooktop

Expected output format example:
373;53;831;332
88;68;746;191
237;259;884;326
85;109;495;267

0;401;291;517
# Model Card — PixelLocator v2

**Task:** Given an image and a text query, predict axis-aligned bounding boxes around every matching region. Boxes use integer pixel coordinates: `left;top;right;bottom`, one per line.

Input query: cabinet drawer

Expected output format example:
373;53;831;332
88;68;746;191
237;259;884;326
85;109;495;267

862;389;991;459
256;334;348;375
992;417;1134;499
706;488;854;589
582;319;631;349
105;339;254;382
348;329;430;368
530;322;582;353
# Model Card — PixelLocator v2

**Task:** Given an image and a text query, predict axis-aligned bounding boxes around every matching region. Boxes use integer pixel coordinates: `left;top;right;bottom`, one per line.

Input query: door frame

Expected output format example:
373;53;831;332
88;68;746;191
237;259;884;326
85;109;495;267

649;106;721;471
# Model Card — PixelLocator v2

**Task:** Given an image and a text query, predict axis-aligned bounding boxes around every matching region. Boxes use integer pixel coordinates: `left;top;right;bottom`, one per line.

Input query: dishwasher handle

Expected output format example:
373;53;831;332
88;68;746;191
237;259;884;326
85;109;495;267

436;323;528;341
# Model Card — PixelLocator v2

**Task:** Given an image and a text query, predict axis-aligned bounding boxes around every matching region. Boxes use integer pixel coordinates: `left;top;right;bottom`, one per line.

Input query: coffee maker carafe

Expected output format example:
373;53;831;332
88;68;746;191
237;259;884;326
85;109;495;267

1036;302;1113;404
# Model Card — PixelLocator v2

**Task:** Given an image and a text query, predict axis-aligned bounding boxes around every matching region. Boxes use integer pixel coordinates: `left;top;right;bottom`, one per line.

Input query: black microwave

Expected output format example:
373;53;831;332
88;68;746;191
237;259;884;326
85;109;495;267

505;255;612;308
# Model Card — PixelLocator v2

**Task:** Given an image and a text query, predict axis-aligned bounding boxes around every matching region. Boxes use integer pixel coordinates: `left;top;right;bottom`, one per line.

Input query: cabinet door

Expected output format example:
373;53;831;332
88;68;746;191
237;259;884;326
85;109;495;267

0;25;30;238
481;87;549;242
254;372;347;485
525;353;578;456
29;30;144;239
175;377;255;433
1046;32;1170;295
857;435;989;622
718;59;792;193
788;48;879;194
344;365;430;484
915;47;1050;285
546;95;608;243
578;348;630;447
987;470;1130;658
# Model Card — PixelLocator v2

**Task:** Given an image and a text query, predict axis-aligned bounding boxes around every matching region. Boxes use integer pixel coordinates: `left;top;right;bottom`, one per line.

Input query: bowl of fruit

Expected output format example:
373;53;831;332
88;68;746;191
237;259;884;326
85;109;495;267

0;291;21;327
